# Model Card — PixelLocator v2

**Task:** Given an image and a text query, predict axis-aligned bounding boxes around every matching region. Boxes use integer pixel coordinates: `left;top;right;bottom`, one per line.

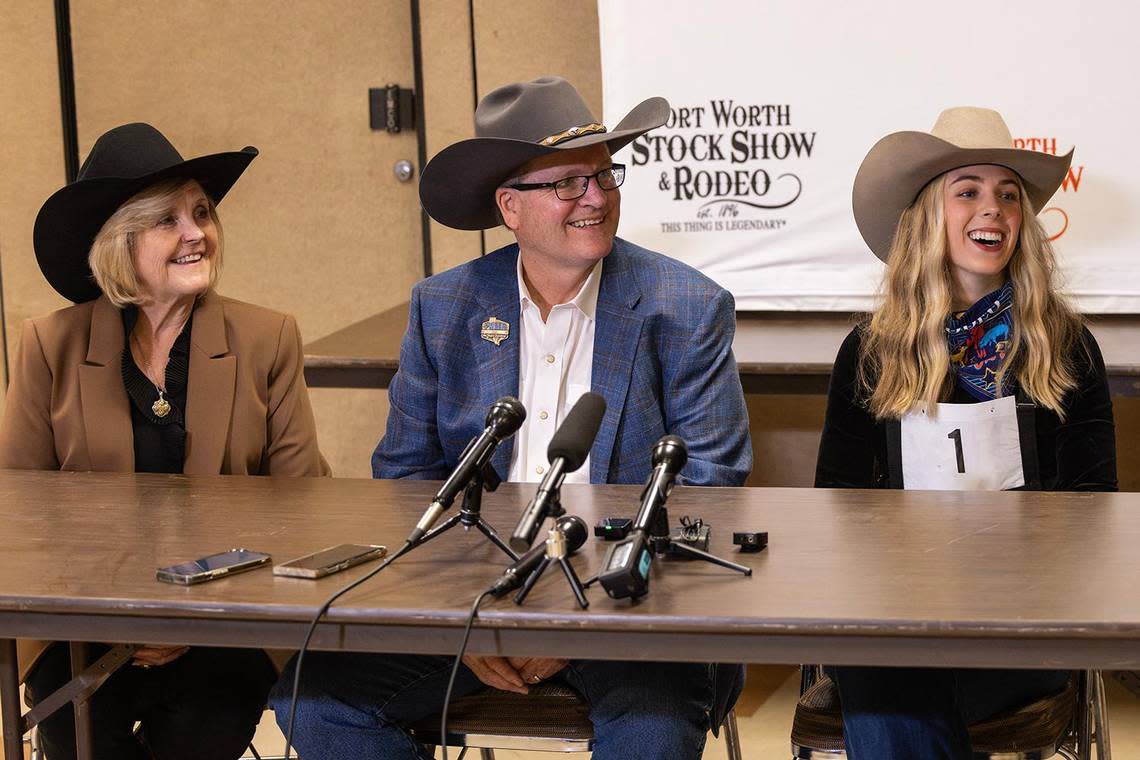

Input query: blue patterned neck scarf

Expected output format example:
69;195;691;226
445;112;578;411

945;280;1015;401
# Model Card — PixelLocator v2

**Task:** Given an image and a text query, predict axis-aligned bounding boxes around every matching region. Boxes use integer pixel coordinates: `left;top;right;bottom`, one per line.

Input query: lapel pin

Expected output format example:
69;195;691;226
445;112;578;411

481;316;510;346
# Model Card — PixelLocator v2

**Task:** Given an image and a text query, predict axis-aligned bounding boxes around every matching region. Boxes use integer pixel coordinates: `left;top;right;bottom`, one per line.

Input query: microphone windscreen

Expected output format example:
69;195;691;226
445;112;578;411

547;392;606;472
555;515;589;553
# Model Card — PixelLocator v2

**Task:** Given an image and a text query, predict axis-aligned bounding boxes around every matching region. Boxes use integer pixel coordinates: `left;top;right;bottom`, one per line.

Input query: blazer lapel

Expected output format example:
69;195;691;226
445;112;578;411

590;244;644;483
183;294;236;474
78;297;134;471
472;247;522;479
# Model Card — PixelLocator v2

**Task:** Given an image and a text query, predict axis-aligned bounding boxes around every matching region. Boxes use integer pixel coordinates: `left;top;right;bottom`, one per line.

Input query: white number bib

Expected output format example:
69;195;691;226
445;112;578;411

899;396;1024;491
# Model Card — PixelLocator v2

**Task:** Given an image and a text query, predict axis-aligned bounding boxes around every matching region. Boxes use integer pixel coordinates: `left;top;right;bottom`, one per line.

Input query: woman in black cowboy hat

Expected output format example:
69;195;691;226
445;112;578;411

0;123;329;760
815;108;1116;758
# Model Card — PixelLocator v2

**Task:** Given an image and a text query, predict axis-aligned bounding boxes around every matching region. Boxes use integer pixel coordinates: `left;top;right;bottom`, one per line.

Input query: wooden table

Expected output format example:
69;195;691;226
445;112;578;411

2;471;1139;756
304;306;1140;395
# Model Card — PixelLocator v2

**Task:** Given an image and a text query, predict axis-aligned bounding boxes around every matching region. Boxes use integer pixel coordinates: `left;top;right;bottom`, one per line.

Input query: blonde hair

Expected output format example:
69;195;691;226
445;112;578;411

859;173;1082;419
88;178;222;307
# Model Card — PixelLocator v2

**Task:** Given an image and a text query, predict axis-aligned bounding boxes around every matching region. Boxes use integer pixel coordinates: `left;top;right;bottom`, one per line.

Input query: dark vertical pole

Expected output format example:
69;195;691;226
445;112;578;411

0;639;23;760
0;238;9;389
54;0;80;183
468;0;486;256
410;0;433;278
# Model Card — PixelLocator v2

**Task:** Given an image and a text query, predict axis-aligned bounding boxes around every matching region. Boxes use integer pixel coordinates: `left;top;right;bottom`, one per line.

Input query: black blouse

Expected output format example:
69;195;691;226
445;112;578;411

815;325;1118;492
120;307;191;474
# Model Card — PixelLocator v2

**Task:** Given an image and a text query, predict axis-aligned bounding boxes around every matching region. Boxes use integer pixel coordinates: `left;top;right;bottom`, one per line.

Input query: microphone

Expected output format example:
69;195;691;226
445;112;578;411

490;515;588;597
509;392;606;552
407;396;526;544
631;435;688;533
597;435;688;600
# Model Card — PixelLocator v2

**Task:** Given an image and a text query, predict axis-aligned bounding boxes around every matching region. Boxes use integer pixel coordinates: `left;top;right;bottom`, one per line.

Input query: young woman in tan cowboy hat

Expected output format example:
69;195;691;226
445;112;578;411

815;108;1116;758
0;123;329;760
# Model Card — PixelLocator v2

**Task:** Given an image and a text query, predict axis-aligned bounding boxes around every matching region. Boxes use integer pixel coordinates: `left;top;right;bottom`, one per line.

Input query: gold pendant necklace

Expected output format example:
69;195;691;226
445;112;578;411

132;332;171;418
152;391;171;418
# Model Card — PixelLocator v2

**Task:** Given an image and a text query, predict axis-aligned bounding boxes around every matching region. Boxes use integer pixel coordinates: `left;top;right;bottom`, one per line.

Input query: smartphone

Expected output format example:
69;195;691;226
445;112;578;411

273;544;387;579
156;549;271;585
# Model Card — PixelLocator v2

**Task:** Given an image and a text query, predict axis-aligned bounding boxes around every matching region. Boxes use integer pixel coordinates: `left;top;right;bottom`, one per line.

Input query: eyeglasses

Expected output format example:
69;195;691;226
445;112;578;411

508;164;626;201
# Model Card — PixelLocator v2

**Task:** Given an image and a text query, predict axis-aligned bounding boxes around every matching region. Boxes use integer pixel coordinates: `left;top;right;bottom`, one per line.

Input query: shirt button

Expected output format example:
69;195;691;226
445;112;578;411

545;354;555;363
536;465;545;475
539;411;549;420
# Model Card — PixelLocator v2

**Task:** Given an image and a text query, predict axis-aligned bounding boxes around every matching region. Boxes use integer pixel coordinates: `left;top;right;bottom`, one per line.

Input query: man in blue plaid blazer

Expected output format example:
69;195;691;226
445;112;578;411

373;235;751;487
273;77;751;760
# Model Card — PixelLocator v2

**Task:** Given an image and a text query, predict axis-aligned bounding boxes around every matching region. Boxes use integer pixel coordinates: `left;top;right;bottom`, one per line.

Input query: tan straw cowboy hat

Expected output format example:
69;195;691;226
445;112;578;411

420;76;668;230
852;106;1073;261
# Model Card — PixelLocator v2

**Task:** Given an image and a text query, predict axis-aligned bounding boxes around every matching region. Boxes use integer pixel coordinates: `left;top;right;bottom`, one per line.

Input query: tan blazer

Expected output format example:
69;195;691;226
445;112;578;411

0;291;330;679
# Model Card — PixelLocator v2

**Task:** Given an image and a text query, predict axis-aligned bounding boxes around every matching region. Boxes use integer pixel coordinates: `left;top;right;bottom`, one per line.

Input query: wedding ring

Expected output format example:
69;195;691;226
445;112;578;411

531;675;541;682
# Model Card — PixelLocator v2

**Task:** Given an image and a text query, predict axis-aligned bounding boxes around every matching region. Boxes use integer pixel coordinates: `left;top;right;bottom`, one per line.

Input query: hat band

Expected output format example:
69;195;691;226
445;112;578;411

539;123;607;147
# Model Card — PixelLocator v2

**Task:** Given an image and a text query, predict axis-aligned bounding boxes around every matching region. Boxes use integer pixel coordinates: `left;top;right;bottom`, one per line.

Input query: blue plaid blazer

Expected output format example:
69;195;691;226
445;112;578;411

372;238;751;486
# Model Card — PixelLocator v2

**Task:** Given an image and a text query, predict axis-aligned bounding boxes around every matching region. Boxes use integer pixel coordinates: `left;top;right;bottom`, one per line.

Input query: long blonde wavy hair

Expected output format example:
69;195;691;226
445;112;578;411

859;172;1082;420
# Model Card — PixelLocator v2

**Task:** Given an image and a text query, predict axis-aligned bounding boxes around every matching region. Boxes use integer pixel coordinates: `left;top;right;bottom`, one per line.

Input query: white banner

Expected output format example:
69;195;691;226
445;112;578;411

599;0;1140;312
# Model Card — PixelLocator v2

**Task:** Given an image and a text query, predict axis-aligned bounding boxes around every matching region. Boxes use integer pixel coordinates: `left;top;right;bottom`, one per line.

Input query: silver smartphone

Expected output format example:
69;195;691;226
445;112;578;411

156;548;271;585
273;544;387;579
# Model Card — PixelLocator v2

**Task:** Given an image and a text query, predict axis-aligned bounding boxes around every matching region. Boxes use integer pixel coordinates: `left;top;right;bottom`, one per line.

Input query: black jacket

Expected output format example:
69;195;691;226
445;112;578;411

815;325;1117;491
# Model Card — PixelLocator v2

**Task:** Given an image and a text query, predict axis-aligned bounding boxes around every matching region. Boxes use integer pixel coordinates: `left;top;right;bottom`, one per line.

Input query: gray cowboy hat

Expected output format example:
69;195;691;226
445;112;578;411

420;76;669;230
852;106;1073;261
34;122;257;303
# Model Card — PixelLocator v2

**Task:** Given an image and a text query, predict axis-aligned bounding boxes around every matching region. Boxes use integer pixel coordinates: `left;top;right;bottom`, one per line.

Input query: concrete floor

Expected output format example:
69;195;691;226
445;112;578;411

251;665;1140;759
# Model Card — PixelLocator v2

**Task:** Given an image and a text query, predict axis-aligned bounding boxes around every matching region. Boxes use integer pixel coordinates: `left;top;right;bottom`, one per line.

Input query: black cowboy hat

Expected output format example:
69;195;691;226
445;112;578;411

420;76;669;231
34;122;258;303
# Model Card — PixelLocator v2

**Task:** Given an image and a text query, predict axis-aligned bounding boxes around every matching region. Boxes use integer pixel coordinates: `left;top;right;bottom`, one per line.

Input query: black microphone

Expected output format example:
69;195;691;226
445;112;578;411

509;393;606;552
631;435;688;532
597;435;688;599
407;397;526;544
490;515;588;597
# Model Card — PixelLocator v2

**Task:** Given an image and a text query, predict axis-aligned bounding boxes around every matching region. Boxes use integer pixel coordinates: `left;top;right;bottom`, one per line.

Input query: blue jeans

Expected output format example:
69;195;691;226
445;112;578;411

830;666;1071;760
270;652;724;759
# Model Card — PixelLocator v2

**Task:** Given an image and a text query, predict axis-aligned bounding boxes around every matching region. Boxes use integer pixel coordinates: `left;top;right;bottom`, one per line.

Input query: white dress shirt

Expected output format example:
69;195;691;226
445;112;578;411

507;256;601;484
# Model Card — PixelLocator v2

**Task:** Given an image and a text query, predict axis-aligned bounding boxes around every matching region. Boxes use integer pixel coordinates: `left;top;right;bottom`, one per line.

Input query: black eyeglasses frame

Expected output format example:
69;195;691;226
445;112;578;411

507;164;626;201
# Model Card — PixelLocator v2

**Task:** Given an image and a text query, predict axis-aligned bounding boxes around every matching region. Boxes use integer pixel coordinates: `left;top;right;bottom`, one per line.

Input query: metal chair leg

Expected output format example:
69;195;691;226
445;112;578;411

30;727;45;760
723;708;743;760
1092;670;1111;760
1077;670;1094;760
478;749;494;759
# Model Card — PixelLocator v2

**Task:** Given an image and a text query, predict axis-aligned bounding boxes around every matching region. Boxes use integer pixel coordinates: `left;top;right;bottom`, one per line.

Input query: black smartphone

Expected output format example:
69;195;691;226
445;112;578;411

156;548;271;585
272;544;387;579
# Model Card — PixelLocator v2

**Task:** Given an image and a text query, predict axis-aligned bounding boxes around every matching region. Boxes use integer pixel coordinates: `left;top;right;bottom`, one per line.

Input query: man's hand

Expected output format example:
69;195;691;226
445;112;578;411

462;655;528;694
462;656;569;694
509;657;569;685
131;645;189;668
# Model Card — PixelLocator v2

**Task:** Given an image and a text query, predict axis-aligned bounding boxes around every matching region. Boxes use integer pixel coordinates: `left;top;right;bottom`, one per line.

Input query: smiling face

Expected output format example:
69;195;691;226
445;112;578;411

942;164;1023;307
495;143;620;274
131;180;218;305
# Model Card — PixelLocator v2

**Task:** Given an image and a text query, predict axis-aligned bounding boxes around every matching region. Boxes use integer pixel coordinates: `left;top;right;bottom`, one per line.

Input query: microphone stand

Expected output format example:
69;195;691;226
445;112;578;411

413;462;519;561
645;506;751;574
584;505;751;592
513;517;590;609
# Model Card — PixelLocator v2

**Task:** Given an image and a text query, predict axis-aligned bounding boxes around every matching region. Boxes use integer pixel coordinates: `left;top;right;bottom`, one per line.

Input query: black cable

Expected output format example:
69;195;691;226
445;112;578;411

282;539;416;760
440;590;492;760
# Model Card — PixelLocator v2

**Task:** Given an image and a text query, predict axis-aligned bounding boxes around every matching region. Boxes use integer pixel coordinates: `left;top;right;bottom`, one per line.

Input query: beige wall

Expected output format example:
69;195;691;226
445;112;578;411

1;1;1137;487
0;0;69;414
